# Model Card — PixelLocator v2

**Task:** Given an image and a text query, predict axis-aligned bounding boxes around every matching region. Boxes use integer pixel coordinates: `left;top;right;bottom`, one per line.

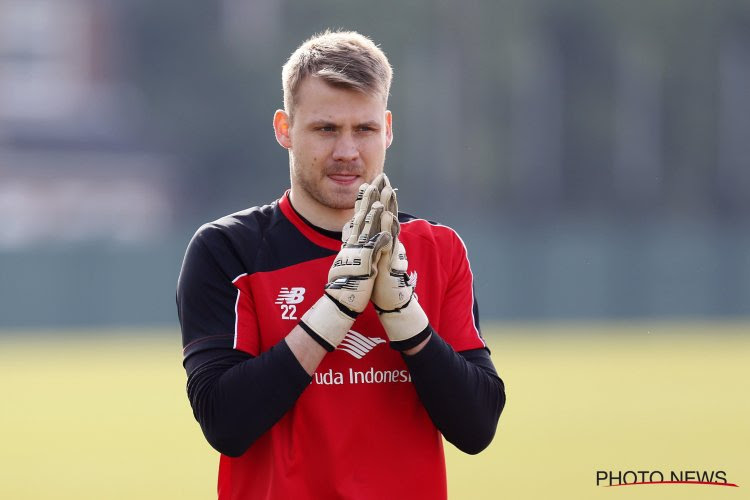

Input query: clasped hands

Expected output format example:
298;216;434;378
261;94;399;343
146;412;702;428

299;174;430;352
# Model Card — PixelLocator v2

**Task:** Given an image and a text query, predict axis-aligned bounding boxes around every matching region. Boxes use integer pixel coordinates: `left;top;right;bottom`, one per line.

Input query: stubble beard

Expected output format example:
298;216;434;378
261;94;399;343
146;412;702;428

291;158;372;210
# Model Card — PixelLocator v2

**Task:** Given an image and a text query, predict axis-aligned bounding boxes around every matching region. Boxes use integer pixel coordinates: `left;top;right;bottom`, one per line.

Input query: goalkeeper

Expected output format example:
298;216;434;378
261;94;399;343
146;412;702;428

177;30;505;500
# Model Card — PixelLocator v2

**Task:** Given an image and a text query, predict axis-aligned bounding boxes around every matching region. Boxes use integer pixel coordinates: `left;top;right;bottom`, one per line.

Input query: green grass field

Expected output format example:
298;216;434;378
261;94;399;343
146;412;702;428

1;322;748;499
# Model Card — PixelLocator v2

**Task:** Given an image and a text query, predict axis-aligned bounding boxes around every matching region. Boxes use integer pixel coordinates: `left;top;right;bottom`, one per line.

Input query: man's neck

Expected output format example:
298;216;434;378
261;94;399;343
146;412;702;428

288;188;354;232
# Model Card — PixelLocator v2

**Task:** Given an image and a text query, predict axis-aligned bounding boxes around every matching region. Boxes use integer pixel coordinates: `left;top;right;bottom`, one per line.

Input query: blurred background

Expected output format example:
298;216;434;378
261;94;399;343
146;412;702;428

1;1;749;498
2;0;749;326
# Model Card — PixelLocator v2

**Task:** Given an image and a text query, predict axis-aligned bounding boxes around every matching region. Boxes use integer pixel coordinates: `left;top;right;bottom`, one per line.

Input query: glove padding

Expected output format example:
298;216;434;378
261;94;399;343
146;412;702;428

370;174;431;351
300;183;391;351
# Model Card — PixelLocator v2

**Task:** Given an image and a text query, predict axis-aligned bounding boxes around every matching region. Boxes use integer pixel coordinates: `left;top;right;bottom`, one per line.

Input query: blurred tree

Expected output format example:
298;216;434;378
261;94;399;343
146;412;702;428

119;0;286;221
116;0;750;225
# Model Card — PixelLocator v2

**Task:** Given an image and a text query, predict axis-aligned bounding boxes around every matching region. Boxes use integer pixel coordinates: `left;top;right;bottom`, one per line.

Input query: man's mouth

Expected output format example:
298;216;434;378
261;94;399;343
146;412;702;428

327;174;360;185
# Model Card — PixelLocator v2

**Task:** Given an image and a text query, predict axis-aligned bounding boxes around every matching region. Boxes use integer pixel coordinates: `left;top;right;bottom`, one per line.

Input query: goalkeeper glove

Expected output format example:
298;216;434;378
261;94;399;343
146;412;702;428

299;183;391;351
370;174;431;351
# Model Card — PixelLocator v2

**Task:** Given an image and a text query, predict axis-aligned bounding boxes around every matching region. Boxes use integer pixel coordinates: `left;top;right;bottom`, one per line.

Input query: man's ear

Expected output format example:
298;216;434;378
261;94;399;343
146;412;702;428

385;110;393;149
274;110;292;149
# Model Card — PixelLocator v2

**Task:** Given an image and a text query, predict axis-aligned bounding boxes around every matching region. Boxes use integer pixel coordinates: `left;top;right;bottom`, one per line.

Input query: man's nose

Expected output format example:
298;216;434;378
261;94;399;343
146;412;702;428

332;133;359;162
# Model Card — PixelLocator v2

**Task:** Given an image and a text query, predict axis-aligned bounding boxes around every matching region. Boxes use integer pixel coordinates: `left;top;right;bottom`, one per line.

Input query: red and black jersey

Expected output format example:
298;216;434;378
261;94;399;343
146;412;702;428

178;191;488;499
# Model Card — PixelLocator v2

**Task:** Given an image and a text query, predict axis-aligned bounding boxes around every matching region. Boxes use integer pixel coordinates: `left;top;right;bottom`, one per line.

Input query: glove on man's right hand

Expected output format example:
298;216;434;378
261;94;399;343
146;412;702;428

299;183;391;352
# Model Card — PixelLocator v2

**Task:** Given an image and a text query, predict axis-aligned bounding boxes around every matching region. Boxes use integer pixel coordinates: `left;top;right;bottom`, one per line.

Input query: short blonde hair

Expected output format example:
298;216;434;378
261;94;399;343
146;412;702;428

282;30;393;117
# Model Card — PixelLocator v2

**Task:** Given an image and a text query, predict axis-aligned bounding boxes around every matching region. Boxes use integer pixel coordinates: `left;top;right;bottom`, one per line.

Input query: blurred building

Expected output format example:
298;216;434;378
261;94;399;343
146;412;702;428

0;0;174;249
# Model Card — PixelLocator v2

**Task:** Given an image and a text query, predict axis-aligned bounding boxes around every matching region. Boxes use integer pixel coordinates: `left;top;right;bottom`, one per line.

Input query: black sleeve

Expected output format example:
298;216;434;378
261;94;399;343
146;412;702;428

184;341;311;457
401;330;505;454
177;226;244;357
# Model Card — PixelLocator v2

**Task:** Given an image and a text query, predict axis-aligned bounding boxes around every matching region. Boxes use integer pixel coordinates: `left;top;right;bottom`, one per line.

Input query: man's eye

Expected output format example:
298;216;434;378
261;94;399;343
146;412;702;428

318;126;335;132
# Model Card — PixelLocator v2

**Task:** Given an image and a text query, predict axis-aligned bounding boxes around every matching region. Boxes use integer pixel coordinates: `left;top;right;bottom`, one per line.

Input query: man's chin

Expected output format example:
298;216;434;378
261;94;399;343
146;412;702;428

312;190;357;210
320;183;360;210
295;176;360;210
323;195;356;210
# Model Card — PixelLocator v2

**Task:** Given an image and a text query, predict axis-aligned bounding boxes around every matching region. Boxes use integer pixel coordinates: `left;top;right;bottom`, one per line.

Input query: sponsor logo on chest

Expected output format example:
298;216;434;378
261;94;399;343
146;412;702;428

338;330;385;359
313;330;411;386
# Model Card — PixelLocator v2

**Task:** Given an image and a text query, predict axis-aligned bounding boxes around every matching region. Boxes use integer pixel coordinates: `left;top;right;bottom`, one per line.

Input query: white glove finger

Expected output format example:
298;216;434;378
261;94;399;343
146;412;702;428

379;209;393;238
371;173;387;192
375;213;394;273
358;201;384;244
376;244;392;278
353;182;370;213
379;201;400;241
391;240;408;273
344;184;368;243
379;185;398;215
345;210;366;245
346;184;379;245
369;230;392;266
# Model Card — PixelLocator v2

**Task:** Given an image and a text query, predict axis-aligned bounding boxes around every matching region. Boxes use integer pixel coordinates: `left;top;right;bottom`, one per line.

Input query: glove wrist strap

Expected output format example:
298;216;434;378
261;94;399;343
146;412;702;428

378;297;430;349
299;294;356;351
390;324;432;351
373;291;414;314
324;292;359;319
297;321;336;352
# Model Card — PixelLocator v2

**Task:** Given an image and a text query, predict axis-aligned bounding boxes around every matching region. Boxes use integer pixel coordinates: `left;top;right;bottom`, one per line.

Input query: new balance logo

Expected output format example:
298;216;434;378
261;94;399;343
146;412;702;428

338;330;386;359
275;287;306;304
276;287;305;320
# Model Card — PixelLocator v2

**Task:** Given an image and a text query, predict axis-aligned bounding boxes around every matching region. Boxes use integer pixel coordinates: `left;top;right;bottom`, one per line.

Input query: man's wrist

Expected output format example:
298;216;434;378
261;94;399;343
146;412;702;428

377;298;430;350
401;333;432;356
299;294;356;351
387;323;432;351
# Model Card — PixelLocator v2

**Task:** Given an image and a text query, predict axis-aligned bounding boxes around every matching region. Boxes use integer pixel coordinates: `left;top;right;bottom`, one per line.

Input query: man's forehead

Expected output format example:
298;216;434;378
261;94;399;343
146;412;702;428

294;77;387;120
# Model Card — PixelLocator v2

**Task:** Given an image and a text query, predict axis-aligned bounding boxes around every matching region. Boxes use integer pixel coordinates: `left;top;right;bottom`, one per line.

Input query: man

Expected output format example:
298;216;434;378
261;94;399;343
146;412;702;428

177;30;505;499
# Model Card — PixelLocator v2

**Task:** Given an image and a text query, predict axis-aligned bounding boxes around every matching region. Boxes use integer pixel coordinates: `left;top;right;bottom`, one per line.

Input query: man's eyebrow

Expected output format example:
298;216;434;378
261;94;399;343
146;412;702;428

357;121;380;128
306;120;381;129
307;119;337;128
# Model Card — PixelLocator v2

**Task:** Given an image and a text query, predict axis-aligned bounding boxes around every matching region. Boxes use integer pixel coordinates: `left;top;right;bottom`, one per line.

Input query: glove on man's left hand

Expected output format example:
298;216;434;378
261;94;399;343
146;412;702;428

370;174;431;351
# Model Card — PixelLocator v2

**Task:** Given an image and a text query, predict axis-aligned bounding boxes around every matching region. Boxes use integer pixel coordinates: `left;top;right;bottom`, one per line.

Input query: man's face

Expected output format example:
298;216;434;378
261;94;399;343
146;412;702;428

282;77;393;210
